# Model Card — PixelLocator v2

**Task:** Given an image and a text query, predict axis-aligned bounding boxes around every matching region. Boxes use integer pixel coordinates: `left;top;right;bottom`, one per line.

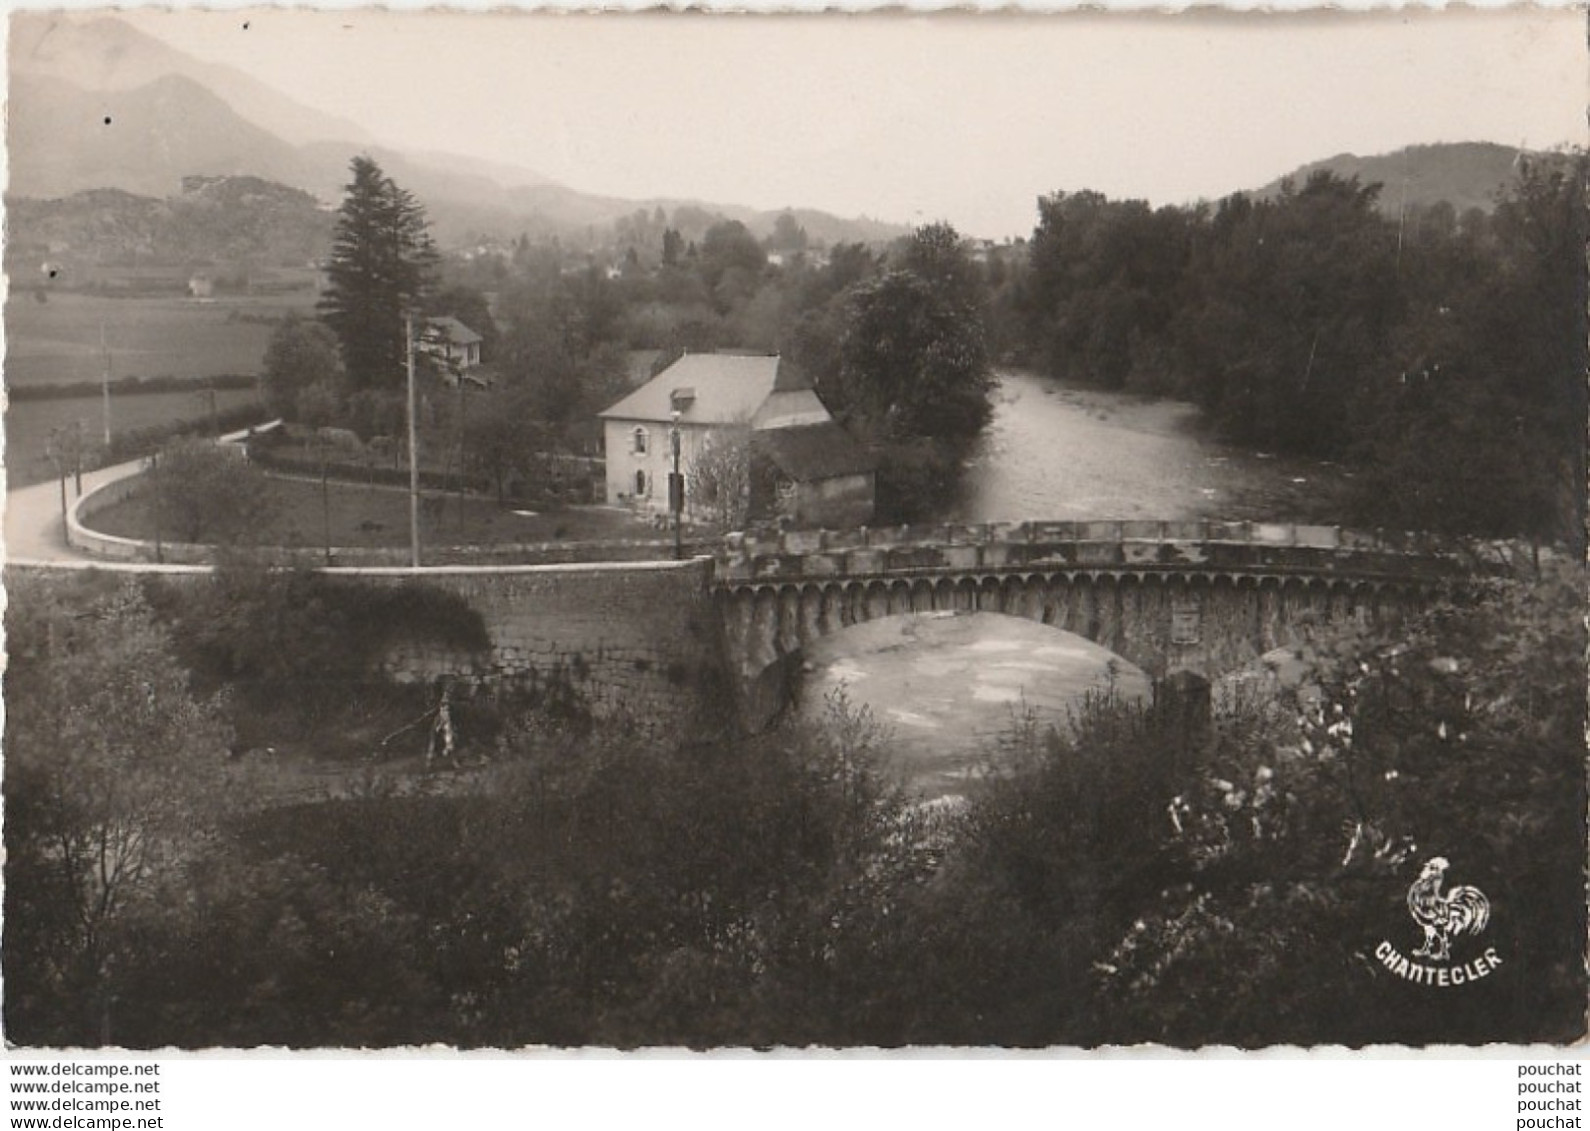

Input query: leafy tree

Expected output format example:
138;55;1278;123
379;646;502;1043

836;223;992;445
4;574;232;1045
699;220;767;292
770;211;809;252
150;438;278;545
318;156;438;389
686;427;753;529
464;391;545;505
261;313;344;421
661;227;684;268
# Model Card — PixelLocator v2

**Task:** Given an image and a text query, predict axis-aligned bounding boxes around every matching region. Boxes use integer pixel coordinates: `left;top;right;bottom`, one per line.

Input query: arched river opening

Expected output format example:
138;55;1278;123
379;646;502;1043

795;611;1152;802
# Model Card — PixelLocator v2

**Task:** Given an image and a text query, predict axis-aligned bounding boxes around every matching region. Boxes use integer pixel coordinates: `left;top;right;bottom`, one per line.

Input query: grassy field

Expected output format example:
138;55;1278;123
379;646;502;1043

5;388;264;487
87;474;657;552
5;291;313;388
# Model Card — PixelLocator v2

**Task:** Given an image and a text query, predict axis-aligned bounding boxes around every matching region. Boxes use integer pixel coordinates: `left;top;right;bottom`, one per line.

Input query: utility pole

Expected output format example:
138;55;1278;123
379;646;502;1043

669;410;684;561
100;321;112;447
406;311;421;568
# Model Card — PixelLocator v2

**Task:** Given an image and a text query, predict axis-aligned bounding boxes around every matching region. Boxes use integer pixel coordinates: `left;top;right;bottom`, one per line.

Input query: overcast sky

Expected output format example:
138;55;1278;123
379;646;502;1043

117;6;1586;238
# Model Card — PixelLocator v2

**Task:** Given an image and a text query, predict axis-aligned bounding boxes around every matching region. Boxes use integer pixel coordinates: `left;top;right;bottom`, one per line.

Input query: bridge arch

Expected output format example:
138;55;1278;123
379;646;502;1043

715;564;1426;731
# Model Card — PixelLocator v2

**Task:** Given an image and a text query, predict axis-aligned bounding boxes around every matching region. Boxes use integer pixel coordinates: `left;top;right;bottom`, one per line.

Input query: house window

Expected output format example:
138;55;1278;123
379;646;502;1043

633;427;649;455
636;470;649;496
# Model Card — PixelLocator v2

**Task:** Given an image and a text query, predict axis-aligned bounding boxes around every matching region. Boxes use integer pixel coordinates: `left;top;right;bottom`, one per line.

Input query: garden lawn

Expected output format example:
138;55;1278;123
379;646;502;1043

87;473;657;552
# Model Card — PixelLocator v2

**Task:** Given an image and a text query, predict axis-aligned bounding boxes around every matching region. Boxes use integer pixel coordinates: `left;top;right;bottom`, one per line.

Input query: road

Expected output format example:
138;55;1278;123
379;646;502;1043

4;456;143;564
5;424;270;566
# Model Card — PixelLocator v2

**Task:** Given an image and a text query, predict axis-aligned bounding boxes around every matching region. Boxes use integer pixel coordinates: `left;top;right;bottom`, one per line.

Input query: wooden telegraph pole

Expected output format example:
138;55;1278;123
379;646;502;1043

406;311;421;568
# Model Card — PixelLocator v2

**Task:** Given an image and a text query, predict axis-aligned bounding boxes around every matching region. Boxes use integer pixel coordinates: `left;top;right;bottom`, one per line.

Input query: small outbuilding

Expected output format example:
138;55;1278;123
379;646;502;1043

750;420;876;528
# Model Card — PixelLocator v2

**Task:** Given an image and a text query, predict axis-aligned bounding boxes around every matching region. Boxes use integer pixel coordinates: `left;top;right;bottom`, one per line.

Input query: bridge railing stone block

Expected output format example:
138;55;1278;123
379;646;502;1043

1025;522;1057;543
1201;521;1247;543
1294;525;1341;549
942;544;981;570
845;548;886;575
1120;520;1164;541
1075;542;1125;565
886;545;953;571
782;529;826;555
1253;522;1296;545
825;528;868;551
1081;520;1124;542
980;543;1014;569
1158;520;1199;541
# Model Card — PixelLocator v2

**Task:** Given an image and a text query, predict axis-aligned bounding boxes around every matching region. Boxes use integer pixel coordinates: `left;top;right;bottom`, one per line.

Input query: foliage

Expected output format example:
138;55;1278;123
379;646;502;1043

686;427;753;529
4;573;232;1045
150;437;280;545
261;312;344;421
317;156;439;390
8;565;1581;1047
151;560;490;727
1015;155;1587;548
814;222;994;521
1088;565;1587;1045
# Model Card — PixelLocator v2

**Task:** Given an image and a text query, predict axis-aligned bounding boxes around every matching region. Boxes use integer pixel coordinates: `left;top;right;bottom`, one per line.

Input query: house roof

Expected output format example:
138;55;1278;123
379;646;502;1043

599;353;781;425
752;422;876;482
752;388;831;431
425;316;482;346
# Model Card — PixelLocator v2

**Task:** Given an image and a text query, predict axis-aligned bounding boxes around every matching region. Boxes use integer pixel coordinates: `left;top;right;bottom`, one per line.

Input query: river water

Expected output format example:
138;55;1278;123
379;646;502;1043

953;372;1349;525
802;372;1350;800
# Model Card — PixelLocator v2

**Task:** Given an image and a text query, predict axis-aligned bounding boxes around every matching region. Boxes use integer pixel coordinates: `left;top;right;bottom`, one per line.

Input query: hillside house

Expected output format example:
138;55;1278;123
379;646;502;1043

420;316;484;377
598;352;873;527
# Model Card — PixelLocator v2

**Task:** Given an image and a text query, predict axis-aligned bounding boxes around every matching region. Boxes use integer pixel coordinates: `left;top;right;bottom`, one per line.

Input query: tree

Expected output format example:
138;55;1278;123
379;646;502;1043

4;574;232;1044
662;227;684;268
686;427;753;529
770;211;809;252
151;438;279;545
464;393;544;505
261;313;344;420
318;156;438;389
836;223;992;445
699;220;766;292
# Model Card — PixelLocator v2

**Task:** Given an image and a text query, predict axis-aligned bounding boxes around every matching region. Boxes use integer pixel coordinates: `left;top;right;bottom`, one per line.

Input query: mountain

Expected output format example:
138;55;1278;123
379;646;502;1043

7;13;909;250
1253;142;1543;215
7;72;320;200
10;12;373;147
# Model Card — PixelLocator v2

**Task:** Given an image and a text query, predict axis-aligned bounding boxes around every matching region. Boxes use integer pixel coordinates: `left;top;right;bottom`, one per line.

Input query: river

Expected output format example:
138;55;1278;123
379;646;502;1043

801;372;1351;800
953;372;1351;525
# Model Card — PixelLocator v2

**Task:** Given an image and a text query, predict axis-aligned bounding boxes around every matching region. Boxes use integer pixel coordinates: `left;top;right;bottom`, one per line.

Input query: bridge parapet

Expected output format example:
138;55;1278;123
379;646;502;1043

715;520;1473;586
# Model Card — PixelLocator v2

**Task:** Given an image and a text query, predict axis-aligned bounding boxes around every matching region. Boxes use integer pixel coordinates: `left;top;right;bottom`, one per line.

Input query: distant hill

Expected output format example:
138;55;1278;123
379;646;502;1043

6;13;910;250
1253;142;1545;215
6;176;335;274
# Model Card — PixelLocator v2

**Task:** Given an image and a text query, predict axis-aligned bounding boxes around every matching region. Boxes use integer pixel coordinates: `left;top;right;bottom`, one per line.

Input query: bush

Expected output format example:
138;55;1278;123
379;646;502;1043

150;438;279;545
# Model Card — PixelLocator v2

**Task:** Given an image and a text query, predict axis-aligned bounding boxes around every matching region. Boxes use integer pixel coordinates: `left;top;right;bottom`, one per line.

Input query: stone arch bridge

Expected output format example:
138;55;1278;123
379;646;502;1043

713;520;1479;728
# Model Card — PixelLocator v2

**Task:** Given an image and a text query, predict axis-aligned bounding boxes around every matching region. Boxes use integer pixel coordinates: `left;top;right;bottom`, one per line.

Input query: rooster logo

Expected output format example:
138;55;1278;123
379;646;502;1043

1406;856;1490;962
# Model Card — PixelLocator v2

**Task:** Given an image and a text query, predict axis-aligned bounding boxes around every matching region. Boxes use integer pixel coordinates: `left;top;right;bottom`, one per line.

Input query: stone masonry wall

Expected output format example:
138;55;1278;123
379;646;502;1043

356;559;723;725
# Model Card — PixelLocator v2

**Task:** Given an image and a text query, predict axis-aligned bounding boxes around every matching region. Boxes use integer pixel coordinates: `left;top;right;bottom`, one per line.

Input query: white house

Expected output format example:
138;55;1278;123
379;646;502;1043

420;316;483;373
598;352;873;526
599;353;780;512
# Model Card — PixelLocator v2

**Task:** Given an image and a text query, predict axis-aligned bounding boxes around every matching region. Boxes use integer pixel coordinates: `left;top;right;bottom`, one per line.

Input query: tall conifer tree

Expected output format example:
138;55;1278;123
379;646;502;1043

318;156;438;388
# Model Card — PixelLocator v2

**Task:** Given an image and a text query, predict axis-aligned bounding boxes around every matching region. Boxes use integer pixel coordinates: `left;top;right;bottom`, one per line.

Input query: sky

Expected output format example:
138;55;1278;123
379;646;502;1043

102;6;1590;238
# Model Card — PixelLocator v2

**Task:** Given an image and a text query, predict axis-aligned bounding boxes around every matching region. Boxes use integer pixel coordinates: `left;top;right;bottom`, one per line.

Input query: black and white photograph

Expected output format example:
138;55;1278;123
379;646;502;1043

2;2;1585;1069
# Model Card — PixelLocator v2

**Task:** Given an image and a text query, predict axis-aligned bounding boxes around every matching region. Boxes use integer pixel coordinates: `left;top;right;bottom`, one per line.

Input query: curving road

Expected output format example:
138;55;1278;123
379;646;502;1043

5;425;270;567
5;457;144;565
